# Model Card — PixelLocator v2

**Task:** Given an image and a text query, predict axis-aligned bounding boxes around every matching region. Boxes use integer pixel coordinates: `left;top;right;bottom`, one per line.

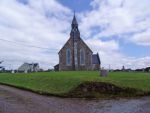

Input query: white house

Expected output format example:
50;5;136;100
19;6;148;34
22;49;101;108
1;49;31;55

18;63;40;73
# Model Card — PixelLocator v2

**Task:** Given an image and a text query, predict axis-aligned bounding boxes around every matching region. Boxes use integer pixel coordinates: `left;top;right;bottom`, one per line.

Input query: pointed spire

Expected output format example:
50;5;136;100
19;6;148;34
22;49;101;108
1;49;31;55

72;11;78;25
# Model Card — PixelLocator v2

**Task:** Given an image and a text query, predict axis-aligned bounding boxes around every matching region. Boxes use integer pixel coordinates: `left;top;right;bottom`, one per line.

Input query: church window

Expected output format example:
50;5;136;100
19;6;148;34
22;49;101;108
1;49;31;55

66;48;71;65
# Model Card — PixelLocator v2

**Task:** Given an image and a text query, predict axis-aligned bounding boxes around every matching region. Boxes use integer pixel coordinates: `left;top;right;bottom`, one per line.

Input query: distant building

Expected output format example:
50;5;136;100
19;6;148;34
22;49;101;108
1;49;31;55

92;53;101;70
135;68;145;72
54;64;59;71
18;63;39;73
58;13;101;71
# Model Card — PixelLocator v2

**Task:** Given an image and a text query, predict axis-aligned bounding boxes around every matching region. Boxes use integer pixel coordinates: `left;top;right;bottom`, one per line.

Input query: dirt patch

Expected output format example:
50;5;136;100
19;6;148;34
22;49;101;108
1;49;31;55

0;82;149;98
68;82;148;98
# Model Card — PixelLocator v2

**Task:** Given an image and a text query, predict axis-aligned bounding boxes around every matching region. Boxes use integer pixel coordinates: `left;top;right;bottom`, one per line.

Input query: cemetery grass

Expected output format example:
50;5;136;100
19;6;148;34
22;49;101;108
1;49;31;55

0;71;150;98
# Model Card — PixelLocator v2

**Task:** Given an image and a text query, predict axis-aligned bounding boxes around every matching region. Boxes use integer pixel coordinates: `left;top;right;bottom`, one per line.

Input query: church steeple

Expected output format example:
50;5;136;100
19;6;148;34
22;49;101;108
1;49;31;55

70;12;80;39
72;12;78;26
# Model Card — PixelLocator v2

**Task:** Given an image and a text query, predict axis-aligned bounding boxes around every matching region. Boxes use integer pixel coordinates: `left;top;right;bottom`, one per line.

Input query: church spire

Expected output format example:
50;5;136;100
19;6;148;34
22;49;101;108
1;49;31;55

72;11;78;26
70;11;80;39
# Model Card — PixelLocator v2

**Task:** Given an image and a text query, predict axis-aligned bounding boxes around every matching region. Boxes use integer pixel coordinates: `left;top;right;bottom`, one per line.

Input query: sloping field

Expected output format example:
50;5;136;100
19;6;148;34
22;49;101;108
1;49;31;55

0;71;149;97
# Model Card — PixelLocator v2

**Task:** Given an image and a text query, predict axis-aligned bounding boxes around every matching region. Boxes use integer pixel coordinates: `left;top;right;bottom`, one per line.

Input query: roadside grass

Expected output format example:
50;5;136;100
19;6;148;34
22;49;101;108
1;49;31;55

0;71;149;97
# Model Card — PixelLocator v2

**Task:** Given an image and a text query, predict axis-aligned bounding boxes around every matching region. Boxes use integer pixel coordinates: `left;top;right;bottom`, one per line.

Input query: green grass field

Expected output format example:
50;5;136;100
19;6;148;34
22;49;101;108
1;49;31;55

0;71;149;97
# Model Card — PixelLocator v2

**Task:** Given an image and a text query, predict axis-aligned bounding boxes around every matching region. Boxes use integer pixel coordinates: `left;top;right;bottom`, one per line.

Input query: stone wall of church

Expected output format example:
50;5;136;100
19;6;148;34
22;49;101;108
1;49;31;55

59;38;73;71
59;37;93;71
77;38;93;70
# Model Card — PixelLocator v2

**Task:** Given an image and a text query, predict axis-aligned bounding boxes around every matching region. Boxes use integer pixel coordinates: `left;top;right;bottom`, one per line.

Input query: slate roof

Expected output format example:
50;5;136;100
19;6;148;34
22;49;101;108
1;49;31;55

92;53;101;64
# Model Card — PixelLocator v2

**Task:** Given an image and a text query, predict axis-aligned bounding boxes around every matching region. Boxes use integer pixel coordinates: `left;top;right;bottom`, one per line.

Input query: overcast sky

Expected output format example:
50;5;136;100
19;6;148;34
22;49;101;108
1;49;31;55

0;0;150;70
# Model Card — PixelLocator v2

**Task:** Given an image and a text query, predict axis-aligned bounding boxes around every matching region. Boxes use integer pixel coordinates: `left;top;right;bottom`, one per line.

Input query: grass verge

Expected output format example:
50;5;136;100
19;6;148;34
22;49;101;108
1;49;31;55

0;71;149;98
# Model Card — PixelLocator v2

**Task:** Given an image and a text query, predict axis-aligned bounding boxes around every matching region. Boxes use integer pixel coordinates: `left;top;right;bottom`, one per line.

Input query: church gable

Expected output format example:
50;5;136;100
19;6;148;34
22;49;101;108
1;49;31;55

79;38;92;53
58;38;72;54
59;36;92;55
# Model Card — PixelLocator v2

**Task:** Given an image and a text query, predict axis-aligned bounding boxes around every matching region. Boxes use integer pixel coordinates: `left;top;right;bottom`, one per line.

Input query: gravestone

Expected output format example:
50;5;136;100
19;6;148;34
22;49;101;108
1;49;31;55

100;68;108;77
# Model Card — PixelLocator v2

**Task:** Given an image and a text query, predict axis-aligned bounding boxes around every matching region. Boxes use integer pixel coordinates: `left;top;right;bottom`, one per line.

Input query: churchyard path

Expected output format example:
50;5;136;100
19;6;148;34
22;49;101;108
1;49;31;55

0;85;150;113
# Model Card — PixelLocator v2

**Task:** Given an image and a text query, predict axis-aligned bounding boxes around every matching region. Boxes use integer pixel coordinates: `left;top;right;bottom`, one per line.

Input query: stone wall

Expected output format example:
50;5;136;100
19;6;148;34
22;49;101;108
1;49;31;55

59;38;73;71
59;37;93;71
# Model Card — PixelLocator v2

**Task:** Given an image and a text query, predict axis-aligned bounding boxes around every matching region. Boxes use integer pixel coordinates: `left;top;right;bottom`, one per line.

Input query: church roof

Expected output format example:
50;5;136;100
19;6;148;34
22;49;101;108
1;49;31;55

92;53;101;64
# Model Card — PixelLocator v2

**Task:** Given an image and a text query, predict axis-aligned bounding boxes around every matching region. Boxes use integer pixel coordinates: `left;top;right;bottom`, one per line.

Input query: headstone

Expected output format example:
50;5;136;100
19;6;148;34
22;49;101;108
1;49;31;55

100;68;108;77
25;70;28;73
11;70;15;74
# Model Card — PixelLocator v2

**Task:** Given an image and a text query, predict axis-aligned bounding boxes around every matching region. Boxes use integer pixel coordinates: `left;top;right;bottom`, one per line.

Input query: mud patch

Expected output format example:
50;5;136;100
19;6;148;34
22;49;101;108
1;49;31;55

68;82;148;98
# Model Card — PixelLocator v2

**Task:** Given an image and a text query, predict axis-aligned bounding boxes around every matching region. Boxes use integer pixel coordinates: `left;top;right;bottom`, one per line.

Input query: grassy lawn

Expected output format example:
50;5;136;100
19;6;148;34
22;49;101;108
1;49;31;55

0;71;149;97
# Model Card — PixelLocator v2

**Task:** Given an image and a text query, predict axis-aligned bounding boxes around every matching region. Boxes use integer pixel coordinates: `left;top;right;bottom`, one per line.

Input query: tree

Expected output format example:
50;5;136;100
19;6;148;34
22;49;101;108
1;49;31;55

145;67;150;72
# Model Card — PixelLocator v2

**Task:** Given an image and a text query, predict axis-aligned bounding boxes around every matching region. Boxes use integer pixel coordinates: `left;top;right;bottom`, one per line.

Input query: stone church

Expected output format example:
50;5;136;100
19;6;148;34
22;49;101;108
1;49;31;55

57;14;101;71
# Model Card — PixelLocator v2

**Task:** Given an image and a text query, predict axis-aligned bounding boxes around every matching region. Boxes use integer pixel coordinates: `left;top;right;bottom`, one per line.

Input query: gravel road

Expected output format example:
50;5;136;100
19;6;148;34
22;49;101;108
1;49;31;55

0;85;149;113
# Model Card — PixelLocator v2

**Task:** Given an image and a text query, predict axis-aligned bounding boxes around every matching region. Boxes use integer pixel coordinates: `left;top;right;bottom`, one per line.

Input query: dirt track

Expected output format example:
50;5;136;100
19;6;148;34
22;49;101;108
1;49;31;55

0;85;150;113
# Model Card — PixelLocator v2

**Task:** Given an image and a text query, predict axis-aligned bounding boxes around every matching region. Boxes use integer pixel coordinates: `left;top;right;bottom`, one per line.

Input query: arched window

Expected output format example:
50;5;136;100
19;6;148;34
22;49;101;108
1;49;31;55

66;48;71;65
80;48;85;65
